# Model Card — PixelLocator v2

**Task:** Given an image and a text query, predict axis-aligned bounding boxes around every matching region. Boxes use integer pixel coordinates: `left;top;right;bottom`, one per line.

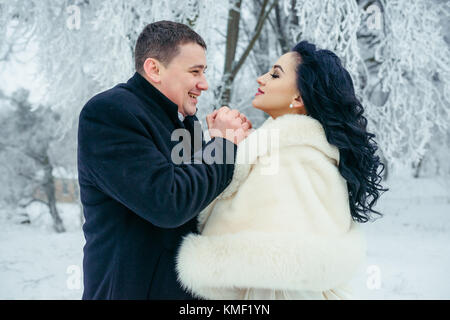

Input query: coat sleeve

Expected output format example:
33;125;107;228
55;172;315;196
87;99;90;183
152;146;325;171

77;99;237;229
176;149;366;298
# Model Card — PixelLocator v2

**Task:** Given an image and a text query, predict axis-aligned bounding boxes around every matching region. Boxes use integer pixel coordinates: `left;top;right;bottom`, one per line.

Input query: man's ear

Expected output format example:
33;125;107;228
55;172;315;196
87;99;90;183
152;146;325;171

143;58;162;83
291;95;306;114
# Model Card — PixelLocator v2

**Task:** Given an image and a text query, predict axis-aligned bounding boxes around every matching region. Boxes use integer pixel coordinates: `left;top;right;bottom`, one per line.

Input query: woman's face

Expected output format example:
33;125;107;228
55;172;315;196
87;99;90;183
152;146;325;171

252;52;304;118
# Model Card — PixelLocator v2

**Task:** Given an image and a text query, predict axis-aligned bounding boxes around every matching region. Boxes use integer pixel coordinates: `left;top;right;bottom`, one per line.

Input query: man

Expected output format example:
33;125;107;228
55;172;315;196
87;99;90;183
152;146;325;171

77;21;251;299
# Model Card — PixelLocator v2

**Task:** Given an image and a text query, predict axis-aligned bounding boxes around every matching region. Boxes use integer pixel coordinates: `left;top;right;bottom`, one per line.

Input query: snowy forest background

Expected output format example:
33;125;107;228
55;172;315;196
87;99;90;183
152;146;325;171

0;0;449;299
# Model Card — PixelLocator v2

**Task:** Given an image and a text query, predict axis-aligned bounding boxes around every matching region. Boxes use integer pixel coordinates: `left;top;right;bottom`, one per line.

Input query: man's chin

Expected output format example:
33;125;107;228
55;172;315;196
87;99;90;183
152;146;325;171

184;105;198;116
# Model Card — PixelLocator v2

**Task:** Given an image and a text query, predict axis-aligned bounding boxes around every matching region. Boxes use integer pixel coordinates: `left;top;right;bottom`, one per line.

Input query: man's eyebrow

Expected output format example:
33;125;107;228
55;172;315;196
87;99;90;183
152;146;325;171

273;64;284;73
189;64;207;70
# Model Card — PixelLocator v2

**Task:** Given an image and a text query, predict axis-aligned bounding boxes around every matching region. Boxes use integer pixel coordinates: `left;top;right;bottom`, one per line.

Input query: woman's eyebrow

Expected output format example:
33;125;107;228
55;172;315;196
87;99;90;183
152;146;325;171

273;64;285;73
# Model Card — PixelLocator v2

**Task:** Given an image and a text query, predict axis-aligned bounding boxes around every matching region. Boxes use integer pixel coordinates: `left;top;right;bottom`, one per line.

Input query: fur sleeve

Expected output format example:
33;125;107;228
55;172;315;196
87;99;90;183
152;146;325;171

176;148;366;299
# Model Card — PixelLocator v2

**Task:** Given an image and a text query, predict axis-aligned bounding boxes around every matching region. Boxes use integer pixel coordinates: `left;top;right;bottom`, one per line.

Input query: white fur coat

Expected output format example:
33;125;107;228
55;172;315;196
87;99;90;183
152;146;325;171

176;114;366;300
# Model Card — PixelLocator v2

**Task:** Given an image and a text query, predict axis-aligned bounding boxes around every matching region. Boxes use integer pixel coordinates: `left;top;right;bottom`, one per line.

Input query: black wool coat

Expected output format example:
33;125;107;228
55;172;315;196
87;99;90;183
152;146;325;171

77;72;237;299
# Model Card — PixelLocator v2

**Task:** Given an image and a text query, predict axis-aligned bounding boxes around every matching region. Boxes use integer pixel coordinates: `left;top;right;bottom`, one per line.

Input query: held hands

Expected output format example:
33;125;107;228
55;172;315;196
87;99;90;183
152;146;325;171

206;106;253;145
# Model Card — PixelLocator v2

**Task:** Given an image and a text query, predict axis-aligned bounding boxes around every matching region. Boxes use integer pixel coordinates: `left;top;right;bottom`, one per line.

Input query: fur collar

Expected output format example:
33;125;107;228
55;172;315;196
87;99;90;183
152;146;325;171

220;114;339;200
176;114;365;299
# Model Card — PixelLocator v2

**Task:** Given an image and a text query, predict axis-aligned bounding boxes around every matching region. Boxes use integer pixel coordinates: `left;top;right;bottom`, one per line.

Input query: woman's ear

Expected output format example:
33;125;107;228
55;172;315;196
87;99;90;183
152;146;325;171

143;58;161;83
291;95;306;114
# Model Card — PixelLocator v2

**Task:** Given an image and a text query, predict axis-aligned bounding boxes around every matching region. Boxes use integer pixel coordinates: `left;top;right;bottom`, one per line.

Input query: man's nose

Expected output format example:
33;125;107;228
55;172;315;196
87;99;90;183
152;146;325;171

197;76;209;91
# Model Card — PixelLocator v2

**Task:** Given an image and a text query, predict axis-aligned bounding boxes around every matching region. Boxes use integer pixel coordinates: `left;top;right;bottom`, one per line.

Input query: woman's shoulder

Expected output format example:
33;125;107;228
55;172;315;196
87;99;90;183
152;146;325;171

249;114;340;165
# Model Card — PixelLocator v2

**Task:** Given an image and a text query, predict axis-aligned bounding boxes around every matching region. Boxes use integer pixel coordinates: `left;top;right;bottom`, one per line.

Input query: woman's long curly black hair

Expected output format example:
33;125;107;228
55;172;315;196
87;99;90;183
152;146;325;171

292;41;387;223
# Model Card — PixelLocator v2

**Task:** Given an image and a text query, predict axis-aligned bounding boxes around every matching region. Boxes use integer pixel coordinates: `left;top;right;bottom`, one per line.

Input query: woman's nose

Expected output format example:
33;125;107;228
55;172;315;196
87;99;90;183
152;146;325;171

257;75;265;86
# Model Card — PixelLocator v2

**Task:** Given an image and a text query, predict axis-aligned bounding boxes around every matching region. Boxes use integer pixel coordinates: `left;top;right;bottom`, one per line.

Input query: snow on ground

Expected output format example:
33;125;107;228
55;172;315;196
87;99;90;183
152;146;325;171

350;175;450;299
0;203;84;299
0;176;449;300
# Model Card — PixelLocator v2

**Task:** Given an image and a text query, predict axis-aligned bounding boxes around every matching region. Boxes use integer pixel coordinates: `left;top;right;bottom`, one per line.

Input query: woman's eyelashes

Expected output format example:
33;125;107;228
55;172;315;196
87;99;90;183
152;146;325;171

270;72;279;79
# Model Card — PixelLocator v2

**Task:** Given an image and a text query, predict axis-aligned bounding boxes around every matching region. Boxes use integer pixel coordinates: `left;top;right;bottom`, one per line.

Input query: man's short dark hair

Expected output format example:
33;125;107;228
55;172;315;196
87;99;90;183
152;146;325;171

134;20;207;73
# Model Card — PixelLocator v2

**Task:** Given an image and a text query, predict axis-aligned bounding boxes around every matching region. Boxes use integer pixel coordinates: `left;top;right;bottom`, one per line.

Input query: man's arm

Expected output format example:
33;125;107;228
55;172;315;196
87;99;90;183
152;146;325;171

77;101;237;229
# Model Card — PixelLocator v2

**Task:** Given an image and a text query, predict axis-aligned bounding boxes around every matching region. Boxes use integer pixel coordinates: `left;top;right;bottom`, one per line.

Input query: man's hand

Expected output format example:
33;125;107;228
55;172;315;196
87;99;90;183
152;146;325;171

206;106;252;145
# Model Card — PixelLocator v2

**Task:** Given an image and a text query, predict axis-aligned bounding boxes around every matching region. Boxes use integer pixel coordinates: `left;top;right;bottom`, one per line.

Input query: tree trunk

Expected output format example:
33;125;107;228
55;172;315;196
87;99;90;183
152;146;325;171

413;158;423;179
220;0;242;107
42;157;65;233
274;2;289;53
271;0;298;53
217;0;276;107
381;155;389;180
251;0;271;75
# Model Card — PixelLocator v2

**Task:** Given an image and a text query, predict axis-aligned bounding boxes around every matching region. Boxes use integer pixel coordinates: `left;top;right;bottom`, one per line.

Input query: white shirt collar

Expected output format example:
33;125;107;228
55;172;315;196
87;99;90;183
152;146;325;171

178;112;185;122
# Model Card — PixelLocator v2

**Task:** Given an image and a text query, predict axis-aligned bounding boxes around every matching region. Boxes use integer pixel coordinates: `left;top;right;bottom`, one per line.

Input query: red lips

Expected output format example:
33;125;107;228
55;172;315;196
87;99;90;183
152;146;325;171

255;88;264;96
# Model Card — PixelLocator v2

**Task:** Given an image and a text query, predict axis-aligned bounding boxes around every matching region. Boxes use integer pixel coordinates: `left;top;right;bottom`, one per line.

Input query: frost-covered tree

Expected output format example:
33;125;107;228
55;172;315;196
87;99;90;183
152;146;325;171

363;0;450;172
0;89;65;232
262;0;450;172
215;0;277;106
0;0;225;127
1;0;449;176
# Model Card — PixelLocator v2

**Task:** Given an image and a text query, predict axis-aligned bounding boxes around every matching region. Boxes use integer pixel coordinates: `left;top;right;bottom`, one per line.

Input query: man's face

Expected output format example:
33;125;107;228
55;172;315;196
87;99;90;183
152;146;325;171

158;43;208;116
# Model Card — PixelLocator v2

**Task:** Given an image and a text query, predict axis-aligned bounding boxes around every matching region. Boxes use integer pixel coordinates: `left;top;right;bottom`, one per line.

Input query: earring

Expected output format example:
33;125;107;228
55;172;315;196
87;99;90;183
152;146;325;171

289;104;293;109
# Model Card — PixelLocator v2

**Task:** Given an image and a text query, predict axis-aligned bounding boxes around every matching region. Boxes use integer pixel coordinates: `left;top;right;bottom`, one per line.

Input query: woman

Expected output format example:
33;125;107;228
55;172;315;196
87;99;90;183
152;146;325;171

175;41;386;299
